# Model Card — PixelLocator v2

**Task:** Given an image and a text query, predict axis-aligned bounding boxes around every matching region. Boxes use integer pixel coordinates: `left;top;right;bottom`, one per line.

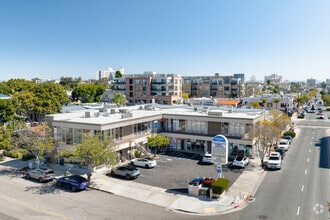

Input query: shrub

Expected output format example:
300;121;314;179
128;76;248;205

283;130;296;138
0;152;4;161
3;149;31;159
22;153;35;161
211;178;230;195
134;150;142;158
3;150;23;159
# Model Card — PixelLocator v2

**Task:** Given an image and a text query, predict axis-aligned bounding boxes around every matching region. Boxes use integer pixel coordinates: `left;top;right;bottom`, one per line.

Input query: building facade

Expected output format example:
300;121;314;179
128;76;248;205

45;105;265;163
182;75;244;99
112;72;182;105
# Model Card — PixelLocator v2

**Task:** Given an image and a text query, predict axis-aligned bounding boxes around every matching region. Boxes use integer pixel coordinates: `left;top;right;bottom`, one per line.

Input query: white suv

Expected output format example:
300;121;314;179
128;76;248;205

277;139;290;151
267;152;282;170
202;153;213;164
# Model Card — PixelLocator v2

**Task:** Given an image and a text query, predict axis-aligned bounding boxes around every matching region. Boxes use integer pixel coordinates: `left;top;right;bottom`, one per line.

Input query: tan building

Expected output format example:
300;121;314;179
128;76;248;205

112;72;182;105
182;75;243;99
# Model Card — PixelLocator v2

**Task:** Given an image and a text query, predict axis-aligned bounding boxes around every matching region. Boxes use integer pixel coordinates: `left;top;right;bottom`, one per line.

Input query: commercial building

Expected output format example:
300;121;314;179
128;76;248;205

45;104;265;162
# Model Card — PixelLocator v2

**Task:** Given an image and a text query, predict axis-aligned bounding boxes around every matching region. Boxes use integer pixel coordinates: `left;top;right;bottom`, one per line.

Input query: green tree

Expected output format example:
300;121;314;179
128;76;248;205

321;93;330;105
147;135;170;153
0;99;15;124
0;126;12;151
112;93;127;107
74;133;117;182
59;77;80;90
12;124;54;167
115;70;123;78
72;84;106;103
250;101;261;108
253;120;280;166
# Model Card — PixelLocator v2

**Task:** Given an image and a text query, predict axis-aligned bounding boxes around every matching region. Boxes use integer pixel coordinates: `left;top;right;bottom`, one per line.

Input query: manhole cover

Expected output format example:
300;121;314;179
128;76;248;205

258;215;267;219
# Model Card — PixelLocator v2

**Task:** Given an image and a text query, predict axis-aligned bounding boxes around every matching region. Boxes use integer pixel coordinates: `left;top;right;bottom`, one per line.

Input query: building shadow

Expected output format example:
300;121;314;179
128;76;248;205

319;137;330;169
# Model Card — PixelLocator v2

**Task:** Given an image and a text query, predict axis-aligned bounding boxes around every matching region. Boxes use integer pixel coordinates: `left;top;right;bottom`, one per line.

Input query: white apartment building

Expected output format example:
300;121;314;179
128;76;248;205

264;74;282;84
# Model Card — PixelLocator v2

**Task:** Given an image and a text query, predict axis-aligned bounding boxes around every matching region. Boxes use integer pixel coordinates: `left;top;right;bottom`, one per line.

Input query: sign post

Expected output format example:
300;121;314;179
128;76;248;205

216;163;222;178
211;135;228;178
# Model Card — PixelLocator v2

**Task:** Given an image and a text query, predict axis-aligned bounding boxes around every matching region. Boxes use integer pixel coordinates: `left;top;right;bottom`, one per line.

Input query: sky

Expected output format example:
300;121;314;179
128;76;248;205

1;0;330;82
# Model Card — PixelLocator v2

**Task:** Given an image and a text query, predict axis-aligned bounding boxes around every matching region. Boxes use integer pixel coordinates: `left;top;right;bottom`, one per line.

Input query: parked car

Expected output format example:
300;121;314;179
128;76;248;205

275;148;285;159
56;175;89;192
201;153;213;164
316;114;325;119
267;152;282;170
25;167;55;182
110;165;140;179
232;155;250;168
297;113;305;118
131;158;157;168
277;139;290;151
283;135;293;144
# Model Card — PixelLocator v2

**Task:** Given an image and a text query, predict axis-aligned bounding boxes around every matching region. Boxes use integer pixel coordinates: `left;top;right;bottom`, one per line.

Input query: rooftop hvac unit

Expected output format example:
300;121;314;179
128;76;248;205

85;112;91;118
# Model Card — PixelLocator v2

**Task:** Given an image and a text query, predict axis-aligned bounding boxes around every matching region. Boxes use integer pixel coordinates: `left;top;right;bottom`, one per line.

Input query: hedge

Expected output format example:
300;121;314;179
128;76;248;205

211;178;230;194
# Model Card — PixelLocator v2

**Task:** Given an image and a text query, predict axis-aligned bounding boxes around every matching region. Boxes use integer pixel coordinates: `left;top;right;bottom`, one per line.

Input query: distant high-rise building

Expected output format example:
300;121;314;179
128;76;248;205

264;74;282;84
97;67;114;80
97;67;125;81
234;73;245;83
306;78;316;88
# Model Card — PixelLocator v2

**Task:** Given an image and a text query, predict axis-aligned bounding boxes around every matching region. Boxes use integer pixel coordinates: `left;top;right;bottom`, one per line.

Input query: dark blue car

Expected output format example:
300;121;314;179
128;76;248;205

56;175;88;192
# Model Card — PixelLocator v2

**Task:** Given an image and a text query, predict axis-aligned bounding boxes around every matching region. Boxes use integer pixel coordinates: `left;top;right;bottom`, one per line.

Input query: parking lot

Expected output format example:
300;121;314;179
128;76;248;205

125;151;245;193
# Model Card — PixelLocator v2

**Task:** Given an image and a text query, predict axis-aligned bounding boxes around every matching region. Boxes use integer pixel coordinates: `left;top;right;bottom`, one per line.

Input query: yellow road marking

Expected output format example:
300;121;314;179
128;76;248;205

0;193;73;220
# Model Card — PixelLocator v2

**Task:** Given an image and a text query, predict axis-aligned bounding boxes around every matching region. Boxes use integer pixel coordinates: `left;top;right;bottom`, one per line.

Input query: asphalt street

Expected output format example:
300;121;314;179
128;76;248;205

240;113;330;220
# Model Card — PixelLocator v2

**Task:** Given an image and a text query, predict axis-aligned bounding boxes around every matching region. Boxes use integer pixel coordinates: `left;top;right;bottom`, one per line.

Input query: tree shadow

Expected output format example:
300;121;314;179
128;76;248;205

24;181;62;195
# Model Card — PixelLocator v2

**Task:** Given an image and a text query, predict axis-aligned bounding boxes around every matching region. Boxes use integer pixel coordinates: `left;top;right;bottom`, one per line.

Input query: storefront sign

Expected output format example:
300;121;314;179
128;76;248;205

211;135;228;164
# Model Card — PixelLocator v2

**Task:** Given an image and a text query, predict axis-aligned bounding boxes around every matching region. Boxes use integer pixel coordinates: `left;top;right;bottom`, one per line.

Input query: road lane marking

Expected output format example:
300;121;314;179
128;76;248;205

307;158;309;162
313;203;324;214
305;169;307;175
0;193;73;220
309;149;311;153
297;206;300;215
301;185;304;192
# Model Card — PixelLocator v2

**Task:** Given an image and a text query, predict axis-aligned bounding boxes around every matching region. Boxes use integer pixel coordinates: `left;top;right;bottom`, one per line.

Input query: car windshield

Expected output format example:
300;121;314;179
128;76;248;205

269;156;279;160
235;156;244;161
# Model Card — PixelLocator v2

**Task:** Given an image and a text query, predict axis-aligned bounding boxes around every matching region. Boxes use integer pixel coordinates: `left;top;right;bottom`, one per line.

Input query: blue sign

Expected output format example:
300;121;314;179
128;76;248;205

211;134;228;164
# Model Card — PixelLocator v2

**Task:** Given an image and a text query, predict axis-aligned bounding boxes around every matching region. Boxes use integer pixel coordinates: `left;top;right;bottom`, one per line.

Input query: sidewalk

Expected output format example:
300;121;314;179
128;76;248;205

0;157;266;216
88;159;266;215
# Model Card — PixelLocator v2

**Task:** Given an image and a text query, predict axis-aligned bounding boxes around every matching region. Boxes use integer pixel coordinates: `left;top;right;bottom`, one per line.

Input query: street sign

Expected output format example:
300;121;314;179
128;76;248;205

211;135;228;164
216;163;222;178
